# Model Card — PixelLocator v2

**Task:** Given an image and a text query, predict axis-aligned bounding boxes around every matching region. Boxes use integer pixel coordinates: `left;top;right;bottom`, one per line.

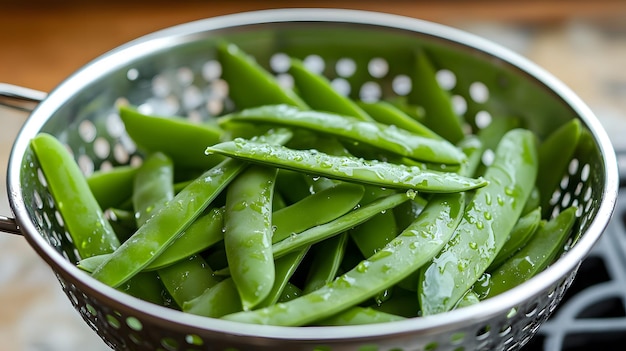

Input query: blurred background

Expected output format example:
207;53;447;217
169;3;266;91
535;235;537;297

0;1;625;350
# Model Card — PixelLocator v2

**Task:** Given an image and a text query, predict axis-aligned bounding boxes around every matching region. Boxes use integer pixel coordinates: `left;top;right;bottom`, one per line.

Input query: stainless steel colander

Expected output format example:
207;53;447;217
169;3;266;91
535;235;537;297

0;8;619;351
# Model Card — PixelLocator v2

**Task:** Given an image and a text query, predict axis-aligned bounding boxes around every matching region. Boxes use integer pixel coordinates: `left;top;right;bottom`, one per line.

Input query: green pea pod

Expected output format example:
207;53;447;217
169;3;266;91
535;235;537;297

277;283;303;303
104;208;137;243
87;165;138;210
289;58;373;121
522;187;541;216
219;105;466;165
408;49;464;144
272;182;365;243
158;255;220;307
315;307;405;326
222;192;464;326
30;133;120;258
302;233;349;294
182;278;242;318
537;119;582;216
418;129;538;315
132;152;174;226
118;272;172;307
357;100;441;139
454;290;481;309
487;206;542;272
224;165;278;310
257;247;310;308
217;41;308;110
205;139;488;193
272;192;411;258
478;206;577;299
119;105;224;171
370;287;420;318
350;210;398;258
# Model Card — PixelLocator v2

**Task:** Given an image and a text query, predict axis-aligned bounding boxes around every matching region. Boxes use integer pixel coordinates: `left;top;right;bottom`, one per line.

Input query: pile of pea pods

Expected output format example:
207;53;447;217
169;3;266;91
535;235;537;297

30;42;580;326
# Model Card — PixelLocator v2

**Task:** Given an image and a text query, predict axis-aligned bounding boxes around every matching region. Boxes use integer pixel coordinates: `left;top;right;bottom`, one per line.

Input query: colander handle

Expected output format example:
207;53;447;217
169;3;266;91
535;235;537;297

0;83;46;235
0;83;47;112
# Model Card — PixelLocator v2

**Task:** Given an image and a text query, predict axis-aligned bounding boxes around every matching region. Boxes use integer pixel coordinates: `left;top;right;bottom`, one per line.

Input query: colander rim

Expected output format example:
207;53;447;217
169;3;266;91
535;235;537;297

7;7;619;341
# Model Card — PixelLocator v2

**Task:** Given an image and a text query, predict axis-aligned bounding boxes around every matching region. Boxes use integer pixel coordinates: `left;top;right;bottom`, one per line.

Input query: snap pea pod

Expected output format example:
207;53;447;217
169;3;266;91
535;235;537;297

118;271;172;307
256;247;310;308
302;233;349;294
158;254;220;307
350;210;398;258
104;208;137;242
454;290;481;309
217;42;308;110
277;282;302;303
119;105;224;171
487;206;542;272
522;187;541;216
537;119;582;216
132;152;174;226
315;307;405;326
222;192;464;326
408;49;464;144
271;192;411;259
289;58;373;121
205;139;488;193
477;206;577;299
30;133;120;258
370;287;420;318
357;100;441;139
87;165;138;210
224;165;278;310
418;129;538;315
183;278;242;318
219;104;466;165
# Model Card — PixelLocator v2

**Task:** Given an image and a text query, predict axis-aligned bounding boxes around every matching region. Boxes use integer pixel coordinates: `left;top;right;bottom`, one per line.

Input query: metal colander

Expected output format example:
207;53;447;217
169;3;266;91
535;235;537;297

0;8;619;351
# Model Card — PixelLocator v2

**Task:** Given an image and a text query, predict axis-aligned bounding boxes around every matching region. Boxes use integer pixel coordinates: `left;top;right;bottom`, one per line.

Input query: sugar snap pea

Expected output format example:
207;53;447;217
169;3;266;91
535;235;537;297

222;192;464;326
487;206;541;272
183;278;242;318
302;233;349;294
158;254;220;307
224;164;279;310
87;165;138;210
132;152;174;226
217;42;308;110
289;58;373;121
315;307;405;326
476;206;577;299
357;100;441;139
350;210;398;258
205;139;487;193
256;247;310;308
418;129;538;315
219;104;466;164
30;133;120;258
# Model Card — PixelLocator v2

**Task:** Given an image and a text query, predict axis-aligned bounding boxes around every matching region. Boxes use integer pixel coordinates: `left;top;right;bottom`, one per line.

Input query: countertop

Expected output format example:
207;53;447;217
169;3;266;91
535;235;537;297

1;2;625;350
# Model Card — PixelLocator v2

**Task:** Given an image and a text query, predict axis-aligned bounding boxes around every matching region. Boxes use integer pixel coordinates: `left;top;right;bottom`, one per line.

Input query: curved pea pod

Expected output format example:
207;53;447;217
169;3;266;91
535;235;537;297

182;278;242;318
350;210;398;258
119;105;224;171
217;41;308;110
158;254;220;307
87;165;138;210
218;105;466;165
537;119;582;216
315;307;405;326
256;247;310;309
408;49;464;144
302;233;349;294
222;192;464;326
370;287;420;318
289;58;373;121
357;100;441;139
104;208;137;243
118;272;172;307
30;133;120;258
477;206;577;299
205;139;488;193
523;187;541;216
454;290;481;310
487;206;542;272
224;165;278;310
277;282;303;303
418;129;538;315
132;152;174;226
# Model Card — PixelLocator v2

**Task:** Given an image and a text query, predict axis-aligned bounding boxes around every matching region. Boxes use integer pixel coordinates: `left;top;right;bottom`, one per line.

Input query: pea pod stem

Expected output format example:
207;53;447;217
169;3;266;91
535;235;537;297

206;139;487;193
219;104;466;165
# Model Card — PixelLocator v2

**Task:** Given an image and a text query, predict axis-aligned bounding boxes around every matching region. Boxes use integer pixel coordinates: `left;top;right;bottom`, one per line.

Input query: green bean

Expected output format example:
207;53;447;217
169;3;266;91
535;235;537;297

418;129;538;315
30;133;120;258
87;165;138;210
224;165;278;310
289;58;373;121
272;192;411;259
408;49;464;143
217;42;308;110
315;307;405;326
537;119;582;216
182;278;242;318
158;255;220;307
487;206;541;272
222;192;464;326
357;100;441;139
476;206;577;299
205;139;487;193
302;233;349;294
219;104;466;165
119;106;224;171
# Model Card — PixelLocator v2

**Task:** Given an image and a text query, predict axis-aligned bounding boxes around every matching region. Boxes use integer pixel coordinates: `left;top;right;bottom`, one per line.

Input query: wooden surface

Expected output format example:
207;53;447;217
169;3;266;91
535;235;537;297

1;0;625;92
